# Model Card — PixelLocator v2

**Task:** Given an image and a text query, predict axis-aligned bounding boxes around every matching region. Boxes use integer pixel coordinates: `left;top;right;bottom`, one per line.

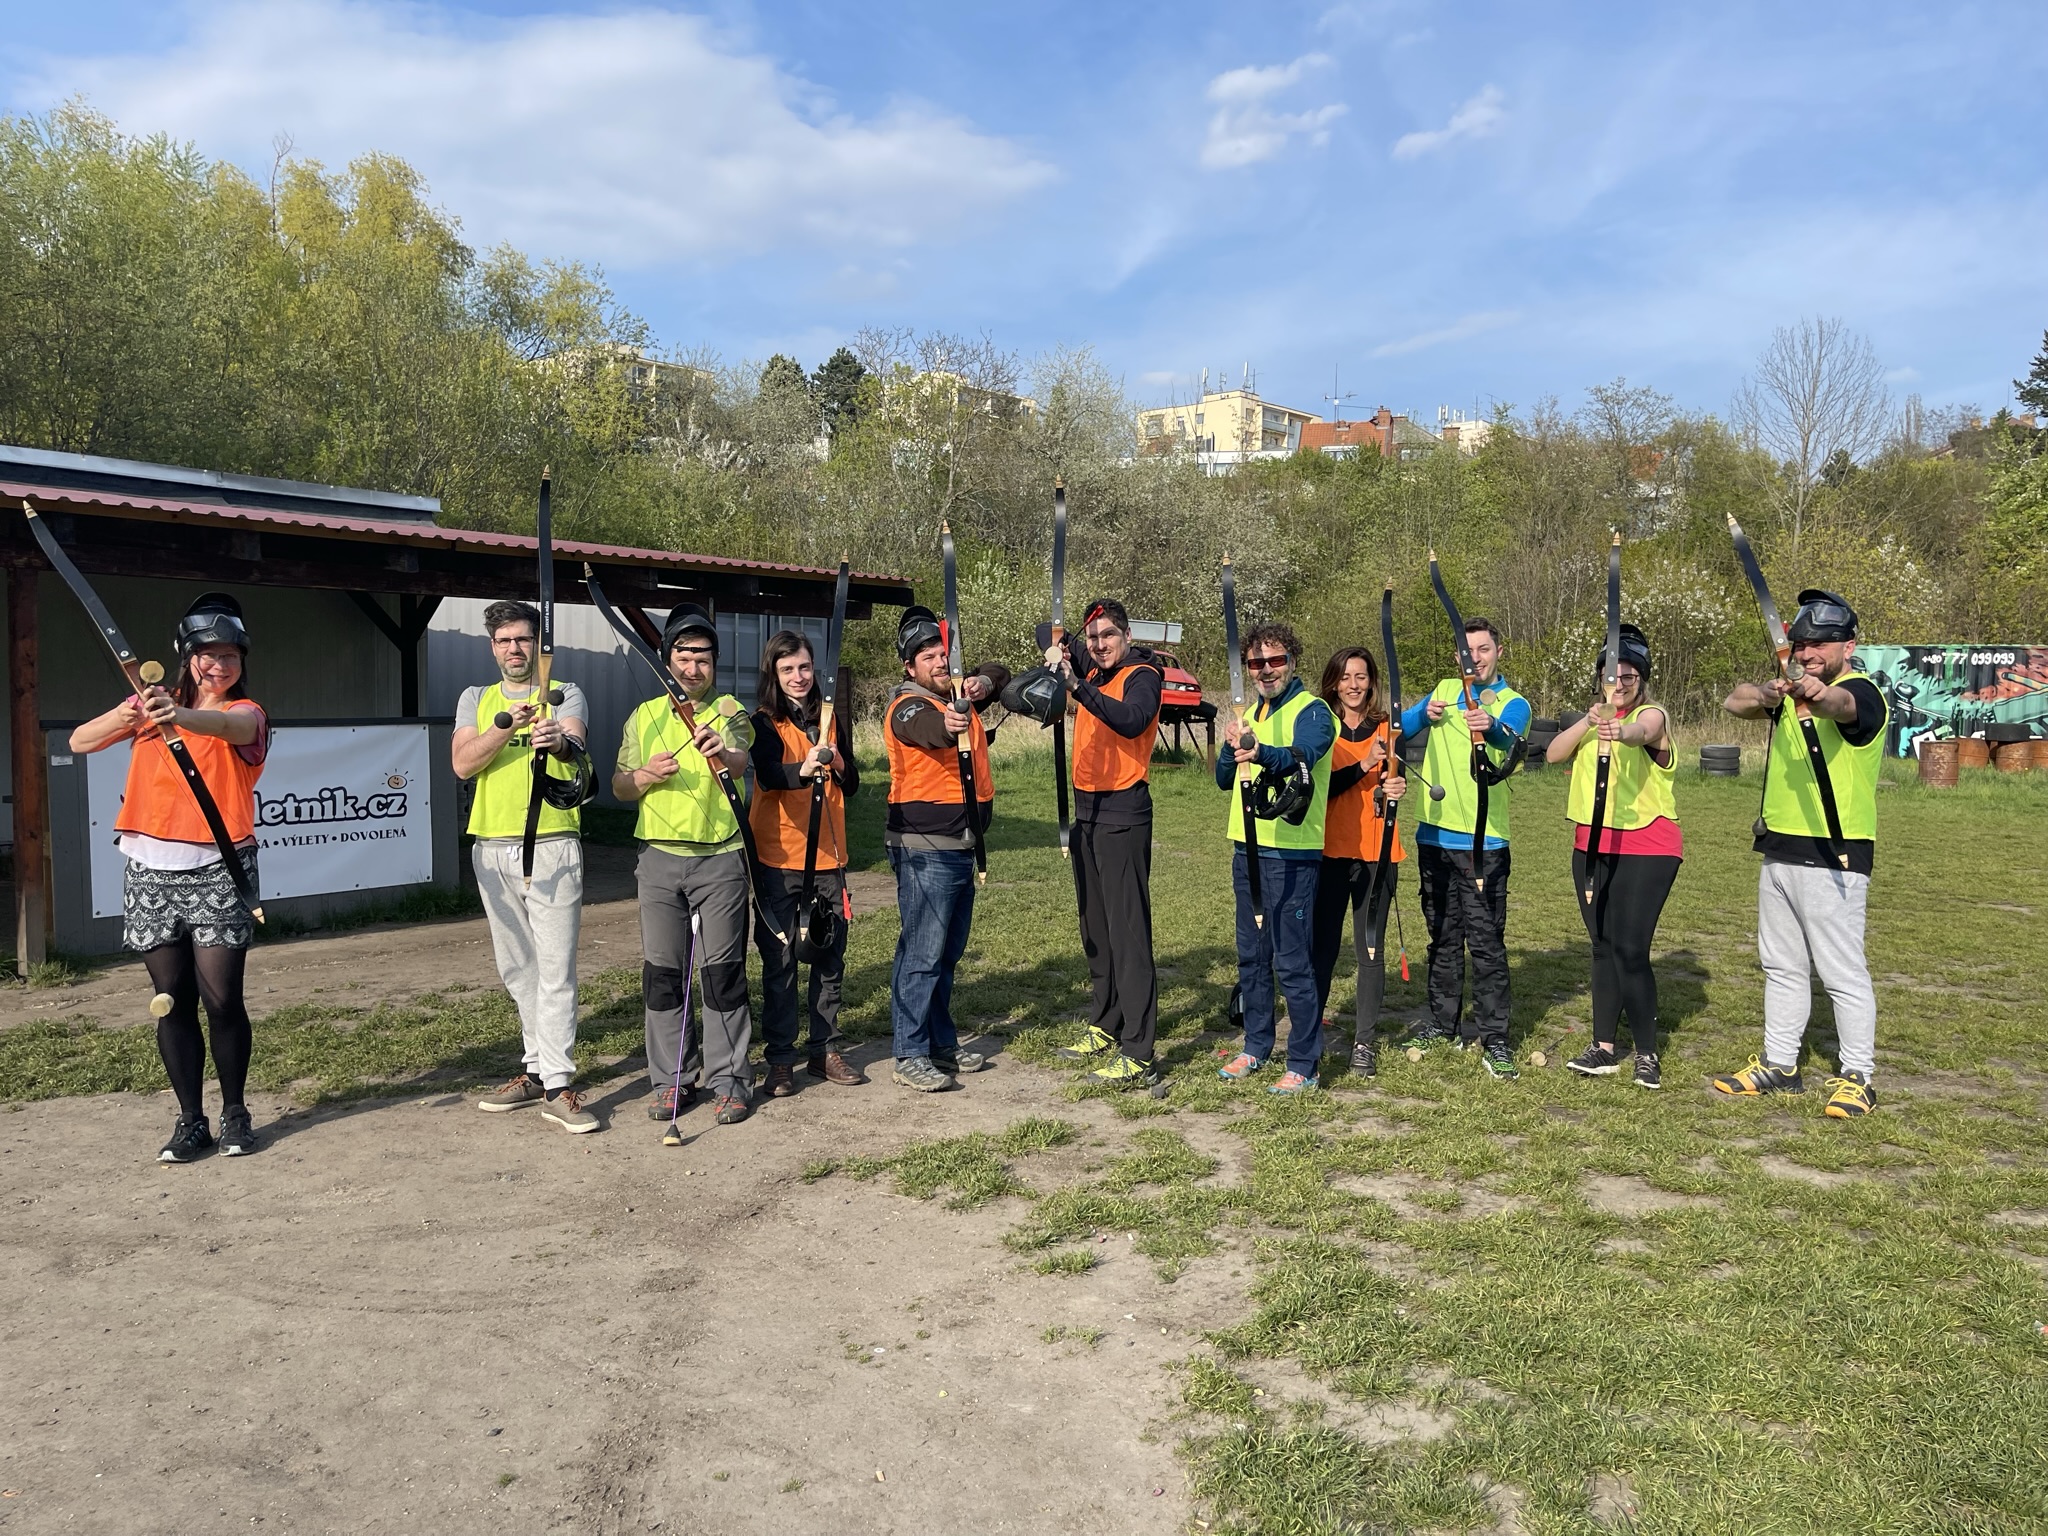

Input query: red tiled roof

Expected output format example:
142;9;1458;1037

1298;421;1383;453
2;479;907;591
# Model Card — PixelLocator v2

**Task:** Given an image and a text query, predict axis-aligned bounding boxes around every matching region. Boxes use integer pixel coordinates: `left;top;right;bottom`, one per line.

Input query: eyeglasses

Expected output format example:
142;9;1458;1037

492;636;534;649
1246;655;1290;672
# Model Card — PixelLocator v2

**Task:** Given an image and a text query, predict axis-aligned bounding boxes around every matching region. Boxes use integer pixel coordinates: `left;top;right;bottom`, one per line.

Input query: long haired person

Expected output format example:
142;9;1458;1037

749;628;863;1094
71;594;269;1162
1544;624;1680;1089
1310;647;1408;1079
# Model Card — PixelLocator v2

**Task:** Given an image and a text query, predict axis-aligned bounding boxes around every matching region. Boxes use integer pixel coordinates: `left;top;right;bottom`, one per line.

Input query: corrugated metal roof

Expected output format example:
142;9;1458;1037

3;479;907;591
0;443;441;520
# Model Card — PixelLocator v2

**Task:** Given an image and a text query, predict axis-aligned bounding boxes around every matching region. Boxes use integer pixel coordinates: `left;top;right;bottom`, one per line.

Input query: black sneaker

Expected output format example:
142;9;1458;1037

1632;1052;1661;1090
1566;1043;1623;1077
1349;1039;1378;1078
1480;1042;1519;1080
218;1105;260;1156
159;1114;214;1163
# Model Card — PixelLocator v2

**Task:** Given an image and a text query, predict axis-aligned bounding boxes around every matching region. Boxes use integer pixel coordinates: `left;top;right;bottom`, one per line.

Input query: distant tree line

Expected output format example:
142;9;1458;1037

3;105;2041;718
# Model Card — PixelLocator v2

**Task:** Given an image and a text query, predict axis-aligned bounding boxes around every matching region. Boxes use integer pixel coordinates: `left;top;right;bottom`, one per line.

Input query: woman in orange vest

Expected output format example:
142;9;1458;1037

1310;646;1407;1079
749;629;863;1095
70;594;270;1163
1045;598;1166;1088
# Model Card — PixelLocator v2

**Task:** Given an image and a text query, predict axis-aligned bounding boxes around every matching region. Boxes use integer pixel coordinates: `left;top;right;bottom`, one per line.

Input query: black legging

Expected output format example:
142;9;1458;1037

1570;850;1681;1055
143;941;252;1116
1310;856;1396;1044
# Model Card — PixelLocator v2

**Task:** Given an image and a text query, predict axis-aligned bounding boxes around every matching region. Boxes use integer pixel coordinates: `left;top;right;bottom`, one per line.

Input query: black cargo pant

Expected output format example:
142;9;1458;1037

1071;817;1158;1066
1417;841;1511;1047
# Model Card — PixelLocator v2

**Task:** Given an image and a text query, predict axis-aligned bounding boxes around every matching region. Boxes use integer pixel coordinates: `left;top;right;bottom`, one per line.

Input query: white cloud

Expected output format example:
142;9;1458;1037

1391;84;1505;161
1371;309;1518;357
18;0;1056;268
1200;53;1347;170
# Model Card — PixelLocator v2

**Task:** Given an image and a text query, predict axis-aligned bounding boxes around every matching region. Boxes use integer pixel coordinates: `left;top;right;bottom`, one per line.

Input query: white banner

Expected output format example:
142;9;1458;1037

87;725;435;918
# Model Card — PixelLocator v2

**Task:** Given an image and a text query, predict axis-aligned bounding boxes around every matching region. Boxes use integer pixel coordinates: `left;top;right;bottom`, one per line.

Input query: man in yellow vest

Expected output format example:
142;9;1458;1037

1214;622;1335;1095
1399;616;1530;1078
1712;590;1887;1118
612;605;759;1126
455;600;597;1132
1045;598;1165;1089
883;605;1008;1093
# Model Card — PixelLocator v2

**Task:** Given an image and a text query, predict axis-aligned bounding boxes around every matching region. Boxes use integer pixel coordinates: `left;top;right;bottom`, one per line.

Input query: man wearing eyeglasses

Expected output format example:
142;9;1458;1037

453;600;594;1131
1712;590;1887;1119
1044;599;1166;1089
1214;623;1335;1095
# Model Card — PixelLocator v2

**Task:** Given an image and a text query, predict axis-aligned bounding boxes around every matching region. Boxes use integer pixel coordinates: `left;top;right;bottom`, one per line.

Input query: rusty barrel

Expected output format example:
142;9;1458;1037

2031;738;2048;771
1993;740;2034;773
1956;737;1991;769
1917;739;1960;787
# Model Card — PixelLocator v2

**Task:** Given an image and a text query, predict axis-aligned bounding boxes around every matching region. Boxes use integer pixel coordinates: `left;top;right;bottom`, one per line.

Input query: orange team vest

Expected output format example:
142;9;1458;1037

1071;663;1160;793
885;682;992;839
749;711;849;872
1321;720;1406;863
114;701;267;845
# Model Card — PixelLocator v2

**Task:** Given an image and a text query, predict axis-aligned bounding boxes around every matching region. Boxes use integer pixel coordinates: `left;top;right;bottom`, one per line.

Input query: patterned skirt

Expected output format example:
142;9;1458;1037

122;847;261;952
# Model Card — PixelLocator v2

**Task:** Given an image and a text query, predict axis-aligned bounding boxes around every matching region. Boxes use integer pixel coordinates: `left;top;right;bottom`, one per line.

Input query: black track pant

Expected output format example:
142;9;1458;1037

1072;818;1157;1065
1570;850;1681;1056
142;940;252;1117
1416;842;1511;1047
1310;856;1396;1044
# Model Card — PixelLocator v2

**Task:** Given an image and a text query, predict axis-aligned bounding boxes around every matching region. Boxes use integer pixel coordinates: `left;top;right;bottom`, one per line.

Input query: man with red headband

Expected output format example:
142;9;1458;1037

1045;599;1165;1088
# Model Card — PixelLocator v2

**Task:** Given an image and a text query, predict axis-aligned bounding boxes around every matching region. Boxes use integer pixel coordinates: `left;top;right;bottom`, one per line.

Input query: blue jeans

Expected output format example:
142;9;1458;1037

1233;848;1324;1077
889;846;977;1062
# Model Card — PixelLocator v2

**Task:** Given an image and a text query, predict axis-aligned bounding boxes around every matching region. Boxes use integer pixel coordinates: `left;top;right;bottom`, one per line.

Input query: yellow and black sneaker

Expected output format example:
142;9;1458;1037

1823;1071;1877;1118
1057;1026;1116;1061
1090;1054;1161;1091
1710;1055;1804;1097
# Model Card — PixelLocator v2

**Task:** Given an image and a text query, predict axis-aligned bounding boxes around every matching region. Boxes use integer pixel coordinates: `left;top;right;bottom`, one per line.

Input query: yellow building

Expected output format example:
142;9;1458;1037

1138;388;1321;461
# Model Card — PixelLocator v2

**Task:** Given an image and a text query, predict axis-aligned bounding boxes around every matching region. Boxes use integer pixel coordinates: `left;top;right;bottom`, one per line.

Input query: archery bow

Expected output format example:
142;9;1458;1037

1049;480;1072;859
21;500;264;922
1727;514;1847;869
794;556;852;961
582;564;788;944
515;471;556;887
939;522;987;886
1220;554;1263;928
1364;581;1402;962
1428;550;1493;893
1582;530;1623;905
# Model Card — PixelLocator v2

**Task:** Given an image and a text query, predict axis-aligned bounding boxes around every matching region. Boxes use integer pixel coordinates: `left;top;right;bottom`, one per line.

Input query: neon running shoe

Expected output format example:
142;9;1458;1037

1711;1056;1804;1097
1217;1052;1265;1081
1090;1054;1161;1091
1267;1071;1318;1096
1057;1026;1116;1060
1822;1071;1876;1118
1480;1043;1519;1080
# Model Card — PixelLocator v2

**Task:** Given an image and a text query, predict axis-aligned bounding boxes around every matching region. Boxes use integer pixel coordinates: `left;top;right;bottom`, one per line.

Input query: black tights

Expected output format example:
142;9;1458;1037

1570;851;1680;1056
142;940;252;1117
1310;856;1396;1043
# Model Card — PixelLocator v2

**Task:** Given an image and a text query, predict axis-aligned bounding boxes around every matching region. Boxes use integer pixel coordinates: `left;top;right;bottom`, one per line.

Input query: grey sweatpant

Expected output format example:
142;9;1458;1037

1757;859;1877;1078
474;836;584;1091
637;844;754;1100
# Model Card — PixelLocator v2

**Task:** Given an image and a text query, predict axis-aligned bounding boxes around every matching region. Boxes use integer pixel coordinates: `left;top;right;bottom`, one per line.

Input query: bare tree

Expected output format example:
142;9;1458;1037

1734;317;1890;559
1580;376;1675;533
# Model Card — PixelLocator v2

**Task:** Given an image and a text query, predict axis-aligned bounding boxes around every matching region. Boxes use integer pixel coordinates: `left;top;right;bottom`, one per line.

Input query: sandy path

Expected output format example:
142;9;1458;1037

2;1052;1234;1534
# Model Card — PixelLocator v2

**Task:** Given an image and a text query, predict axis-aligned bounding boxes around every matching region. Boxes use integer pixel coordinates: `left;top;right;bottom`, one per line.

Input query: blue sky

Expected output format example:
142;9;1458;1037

4;0;2043;423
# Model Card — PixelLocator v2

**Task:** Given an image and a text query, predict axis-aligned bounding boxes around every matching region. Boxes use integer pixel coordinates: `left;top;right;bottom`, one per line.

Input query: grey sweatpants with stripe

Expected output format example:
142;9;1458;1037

638;844;755;1101
1757;859;1877;1078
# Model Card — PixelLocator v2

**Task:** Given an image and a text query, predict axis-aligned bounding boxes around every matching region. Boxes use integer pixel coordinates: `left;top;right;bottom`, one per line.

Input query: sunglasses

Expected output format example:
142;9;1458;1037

1246;655;1290;672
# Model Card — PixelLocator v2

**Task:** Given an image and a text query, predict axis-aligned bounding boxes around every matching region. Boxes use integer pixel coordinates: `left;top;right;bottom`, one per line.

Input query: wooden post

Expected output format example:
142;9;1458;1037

9;565;48;973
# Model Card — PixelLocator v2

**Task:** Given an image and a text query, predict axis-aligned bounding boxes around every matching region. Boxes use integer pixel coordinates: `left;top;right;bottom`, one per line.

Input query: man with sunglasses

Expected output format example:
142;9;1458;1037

1214;623;1335;1095
1044;599;1166;1088
1713;590;1887;1118
455;601;596;1132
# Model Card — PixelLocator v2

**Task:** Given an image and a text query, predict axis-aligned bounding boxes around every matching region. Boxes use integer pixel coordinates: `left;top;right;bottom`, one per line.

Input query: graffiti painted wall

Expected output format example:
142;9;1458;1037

1858;645;2048;756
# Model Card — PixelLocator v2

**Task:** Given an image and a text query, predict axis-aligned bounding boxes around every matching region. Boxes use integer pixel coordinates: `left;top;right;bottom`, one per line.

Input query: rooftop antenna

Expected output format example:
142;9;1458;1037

1326;366;1357;426
1200;366;1208;396
1243;361;1254;394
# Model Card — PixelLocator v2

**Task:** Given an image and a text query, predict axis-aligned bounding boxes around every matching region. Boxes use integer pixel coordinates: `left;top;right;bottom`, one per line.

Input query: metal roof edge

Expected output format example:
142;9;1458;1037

0;443;442;521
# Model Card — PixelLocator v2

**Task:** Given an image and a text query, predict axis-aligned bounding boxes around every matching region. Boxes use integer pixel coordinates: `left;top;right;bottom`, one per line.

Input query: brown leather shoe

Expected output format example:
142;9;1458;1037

767;1063;797;1098
807;1050;864;1086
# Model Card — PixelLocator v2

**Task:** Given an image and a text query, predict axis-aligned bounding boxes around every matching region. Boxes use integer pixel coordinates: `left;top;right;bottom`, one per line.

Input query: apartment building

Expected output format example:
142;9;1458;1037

1138;388;1321;463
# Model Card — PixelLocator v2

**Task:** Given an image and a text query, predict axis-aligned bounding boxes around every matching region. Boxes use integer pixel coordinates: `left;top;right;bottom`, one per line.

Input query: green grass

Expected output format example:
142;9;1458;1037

3;747;2045;1531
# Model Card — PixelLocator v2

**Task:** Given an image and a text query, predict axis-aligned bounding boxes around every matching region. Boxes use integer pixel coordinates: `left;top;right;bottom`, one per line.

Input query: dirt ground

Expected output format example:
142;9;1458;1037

1;863;1237;1536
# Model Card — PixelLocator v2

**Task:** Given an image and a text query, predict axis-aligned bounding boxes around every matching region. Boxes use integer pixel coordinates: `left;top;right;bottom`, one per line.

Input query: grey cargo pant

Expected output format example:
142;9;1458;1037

638;844;755;1101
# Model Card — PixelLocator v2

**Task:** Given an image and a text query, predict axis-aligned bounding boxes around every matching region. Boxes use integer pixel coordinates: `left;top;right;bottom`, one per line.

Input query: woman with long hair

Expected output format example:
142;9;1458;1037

748;628;862;1095
1310;646;1407;1078
71;593;270;1161
1544;623;1681;1090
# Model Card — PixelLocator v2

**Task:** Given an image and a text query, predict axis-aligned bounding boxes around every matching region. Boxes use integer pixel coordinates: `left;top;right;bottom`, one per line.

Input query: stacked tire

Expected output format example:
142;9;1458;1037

1699;744;1742;778
1524;717;1558;769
